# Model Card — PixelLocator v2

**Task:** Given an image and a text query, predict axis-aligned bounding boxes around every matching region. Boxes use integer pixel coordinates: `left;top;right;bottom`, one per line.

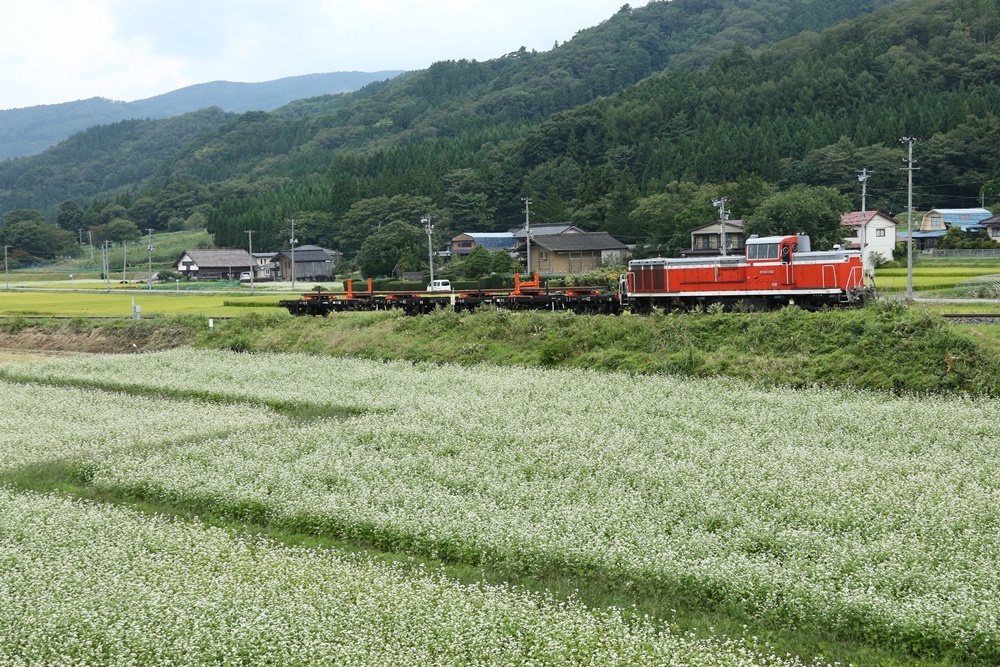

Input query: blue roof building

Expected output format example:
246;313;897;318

919;208;992;233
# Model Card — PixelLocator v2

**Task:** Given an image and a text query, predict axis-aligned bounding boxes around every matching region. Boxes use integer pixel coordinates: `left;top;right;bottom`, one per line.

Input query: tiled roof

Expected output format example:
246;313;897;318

530;232;628;252
178;249;252;268
840;211;901;227
273;245;336;262
510;224;582;238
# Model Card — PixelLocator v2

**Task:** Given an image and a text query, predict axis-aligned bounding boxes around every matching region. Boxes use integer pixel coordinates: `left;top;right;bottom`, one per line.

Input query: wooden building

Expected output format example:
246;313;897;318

272;245;339;281
527;232;628;274
175;249;252;280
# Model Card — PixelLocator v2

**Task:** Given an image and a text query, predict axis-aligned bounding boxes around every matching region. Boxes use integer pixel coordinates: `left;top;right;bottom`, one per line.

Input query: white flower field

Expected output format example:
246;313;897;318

1;349;999;663
2;489;804;666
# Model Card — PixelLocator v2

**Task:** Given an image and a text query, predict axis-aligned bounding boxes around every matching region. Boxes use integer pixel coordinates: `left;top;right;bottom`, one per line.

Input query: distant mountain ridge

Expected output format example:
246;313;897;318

0;71;404;160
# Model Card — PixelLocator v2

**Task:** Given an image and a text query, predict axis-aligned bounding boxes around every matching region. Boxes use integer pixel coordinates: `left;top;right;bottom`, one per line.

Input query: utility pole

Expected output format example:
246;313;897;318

146;228;154;290
712;197;730;256
900;137;919;299
3;245;10;290
102;241;111;291
245;229;255;295
521;197;532;274
422;216;435;285
122;240;128;284
856;168;873;281
289;220;298;290
76;228;84;254
88;231;94;261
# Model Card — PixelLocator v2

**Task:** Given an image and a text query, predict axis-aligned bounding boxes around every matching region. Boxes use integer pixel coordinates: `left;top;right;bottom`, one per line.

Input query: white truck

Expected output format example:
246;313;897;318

426;279;452;292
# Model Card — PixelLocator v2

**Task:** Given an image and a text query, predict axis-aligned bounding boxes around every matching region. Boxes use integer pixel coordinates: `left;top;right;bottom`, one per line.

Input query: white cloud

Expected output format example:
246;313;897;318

0;0;637;109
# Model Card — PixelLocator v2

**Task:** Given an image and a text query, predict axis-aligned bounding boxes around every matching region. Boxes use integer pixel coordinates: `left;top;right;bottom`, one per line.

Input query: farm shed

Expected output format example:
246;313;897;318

272;245;340;281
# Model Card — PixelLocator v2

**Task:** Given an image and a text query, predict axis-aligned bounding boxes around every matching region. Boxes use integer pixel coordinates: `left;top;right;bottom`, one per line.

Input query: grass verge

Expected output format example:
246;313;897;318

202;302;1000;397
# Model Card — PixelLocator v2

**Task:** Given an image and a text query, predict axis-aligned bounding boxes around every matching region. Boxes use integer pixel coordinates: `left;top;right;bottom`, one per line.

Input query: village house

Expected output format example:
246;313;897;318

981;212;1000;243
526;232;629;274
841;211;899;269
683;220;745;257
250;252;277;281
175;249;253;280
911;208;993;250
448;232;517;257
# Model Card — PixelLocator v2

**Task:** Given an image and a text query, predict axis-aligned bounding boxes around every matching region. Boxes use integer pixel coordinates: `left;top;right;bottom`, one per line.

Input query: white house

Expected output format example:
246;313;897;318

841;211;899;270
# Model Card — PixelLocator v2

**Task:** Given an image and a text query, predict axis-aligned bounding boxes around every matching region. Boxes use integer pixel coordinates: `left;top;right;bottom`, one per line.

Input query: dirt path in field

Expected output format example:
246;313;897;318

0;348;92;363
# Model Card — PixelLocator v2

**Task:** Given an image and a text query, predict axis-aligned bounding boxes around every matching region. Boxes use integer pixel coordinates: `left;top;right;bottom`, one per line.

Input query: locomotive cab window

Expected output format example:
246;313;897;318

747;243;779;260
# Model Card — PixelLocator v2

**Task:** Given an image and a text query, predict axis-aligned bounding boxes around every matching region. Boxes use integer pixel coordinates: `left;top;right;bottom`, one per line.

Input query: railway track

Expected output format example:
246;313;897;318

941;313;1000;324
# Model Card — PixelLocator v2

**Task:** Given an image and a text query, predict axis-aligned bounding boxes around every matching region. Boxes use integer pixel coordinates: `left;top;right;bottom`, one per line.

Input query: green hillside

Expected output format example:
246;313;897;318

4;0;998;268
0;71;404;160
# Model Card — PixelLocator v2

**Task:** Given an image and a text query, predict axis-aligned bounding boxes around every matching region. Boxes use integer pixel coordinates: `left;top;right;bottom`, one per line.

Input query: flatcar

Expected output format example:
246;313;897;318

624;234;870;312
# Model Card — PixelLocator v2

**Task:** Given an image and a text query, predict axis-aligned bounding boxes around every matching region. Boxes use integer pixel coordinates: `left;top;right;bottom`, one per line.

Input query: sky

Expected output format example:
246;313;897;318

0;0;641;111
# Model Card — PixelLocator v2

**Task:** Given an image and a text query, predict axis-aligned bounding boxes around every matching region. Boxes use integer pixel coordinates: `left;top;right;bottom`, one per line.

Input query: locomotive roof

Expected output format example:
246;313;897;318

629;255;742;268
745;234;795;244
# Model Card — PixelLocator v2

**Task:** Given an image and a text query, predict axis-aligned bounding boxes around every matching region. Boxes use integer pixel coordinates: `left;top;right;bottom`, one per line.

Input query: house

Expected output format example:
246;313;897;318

272;245;340;281
449;233;517;257
251;252;277;281
175;249;253;280
527;232;629;274
913;208;993;250
841;211;899;269
981;213;1000;243
684;220;745;257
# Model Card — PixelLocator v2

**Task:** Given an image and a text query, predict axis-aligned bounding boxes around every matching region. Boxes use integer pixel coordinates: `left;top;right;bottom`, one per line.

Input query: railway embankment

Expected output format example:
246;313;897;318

2;301;998;396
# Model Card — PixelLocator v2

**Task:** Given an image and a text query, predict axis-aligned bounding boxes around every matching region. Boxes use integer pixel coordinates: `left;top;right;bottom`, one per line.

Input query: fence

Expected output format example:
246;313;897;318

929;249;1000;258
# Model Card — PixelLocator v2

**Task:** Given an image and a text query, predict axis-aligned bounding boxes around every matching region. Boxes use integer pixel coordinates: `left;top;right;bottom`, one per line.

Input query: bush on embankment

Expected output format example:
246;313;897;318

202;301;1000;397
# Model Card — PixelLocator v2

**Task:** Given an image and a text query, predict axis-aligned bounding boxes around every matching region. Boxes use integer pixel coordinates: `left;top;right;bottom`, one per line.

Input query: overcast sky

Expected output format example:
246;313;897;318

0;0;642;111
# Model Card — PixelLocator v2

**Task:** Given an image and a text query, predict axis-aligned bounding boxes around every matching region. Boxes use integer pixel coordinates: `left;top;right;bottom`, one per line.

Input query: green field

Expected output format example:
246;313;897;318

874;265;1000;293
0;290;286;317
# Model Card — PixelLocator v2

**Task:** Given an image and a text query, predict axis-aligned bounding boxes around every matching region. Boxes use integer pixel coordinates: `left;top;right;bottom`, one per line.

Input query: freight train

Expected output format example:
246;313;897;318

279;234;873;316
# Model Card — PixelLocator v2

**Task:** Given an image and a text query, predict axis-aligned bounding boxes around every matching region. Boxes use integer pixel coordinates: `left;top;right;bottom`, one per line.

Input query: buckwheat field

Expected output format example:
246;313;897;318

1;349;997;665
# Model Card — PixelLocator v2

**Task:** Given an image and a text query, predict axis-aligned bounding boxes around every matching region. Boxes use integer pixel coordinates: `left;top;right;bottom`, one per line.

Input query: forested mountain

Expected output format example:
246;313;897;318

4;0;999;270
0;71;403;160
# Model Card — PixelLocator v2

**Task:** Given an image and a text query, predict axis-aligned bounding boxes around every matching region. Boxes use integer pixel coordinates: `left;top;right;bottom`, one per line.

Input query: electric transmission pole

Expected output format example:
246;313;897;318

422;216;435;285
712;197;730;256
289;220;298;290
900;137;919;299
146;228;154;290
245;230;255;295
856;168;873;280
522;197;532;274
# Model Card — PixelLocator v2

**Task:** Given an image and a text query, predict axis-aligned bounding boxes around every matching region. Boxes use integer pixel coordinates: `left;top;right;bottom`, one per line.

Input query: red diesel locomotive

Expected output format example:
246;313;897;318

280;234;872;316
624;234;869;312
